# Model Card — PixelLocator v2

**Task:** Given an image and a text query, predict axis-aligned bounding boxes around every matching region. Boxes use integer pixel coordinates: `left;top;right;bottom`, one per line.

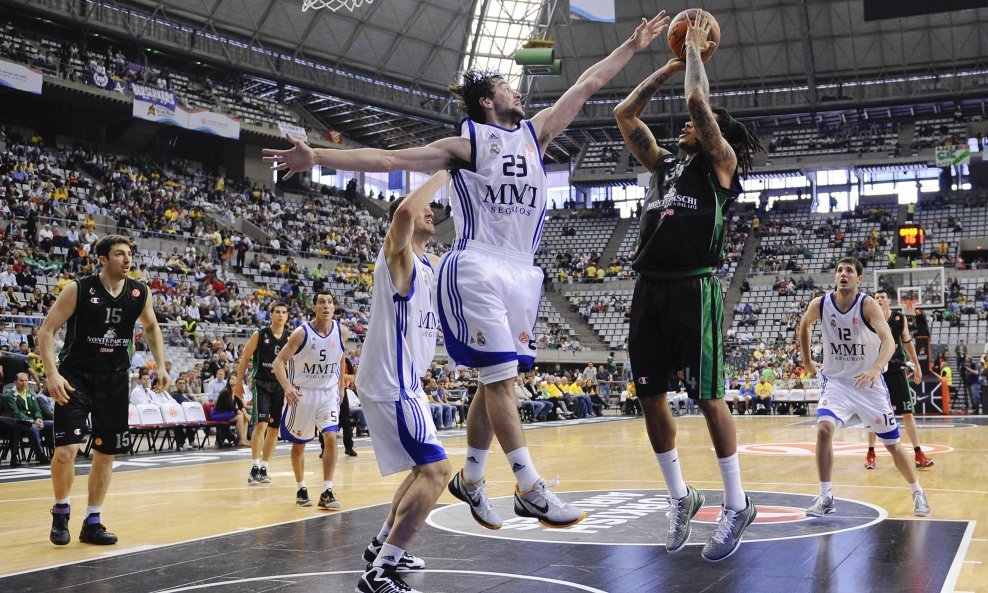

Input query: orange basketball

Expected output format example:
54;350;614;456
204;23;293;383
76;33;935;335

667;9;721;62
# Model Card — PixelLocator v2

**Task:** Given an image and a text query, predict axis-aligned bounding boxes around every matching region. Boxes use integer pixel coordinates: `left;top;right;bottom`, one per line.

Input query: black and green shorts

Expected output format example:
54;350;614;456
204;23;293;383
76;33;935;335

629;273;725;400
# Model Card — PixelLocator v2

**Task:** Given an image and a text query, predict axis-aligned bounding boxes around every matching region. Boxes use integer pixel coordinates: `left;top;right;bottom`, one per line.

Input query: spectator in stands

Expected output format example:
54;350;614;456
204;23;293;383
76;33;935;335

515;376;550;422
129;369;155;405
3;372;51;464
205;367;228;401
752;376;774;414
211;384;249;448
620;380;642;416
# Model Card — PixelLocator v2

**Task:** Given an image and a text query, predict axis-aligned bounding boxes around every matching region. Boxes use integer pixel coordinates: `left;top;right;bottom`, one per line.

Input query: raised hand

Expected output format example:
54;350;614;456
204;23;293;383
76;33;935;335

684;9;717;55
261;134;316;181
628;11;671;53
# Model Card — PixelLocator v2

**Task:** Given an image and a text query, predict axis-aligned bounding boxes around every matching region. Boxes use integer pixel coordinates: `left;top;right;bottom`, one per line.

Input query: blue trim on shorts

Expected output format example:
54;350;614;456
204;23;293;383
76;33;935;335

518;354;536;372
875;426;900;440
321;425;339;434
279;426;310;444
395;399;447;466
816;408;844;425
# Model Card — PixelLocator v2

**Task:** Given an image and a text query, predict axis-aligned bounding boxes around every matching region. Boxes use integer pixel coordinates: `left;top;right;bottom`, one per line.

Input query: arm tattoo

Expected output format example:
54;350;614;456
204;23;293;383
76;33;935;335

628;126;652;152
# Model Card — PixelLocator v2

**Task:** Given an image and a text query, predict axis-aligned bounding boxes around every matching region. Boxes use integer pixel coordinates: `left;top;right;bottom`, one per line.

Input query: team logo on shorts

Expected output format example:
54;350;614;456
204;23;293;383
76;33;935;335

489;143;500;156
94;438;103;446
476;331;487;347
518;332;530;344
131;288;141;297
638;377;649;385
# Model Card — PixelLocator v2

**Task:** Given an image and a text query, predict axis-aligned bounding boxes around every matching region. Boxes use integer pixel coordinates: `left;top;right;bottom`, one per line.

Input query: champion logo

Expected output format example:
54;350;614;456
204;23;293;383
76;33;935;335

511;462;526;472
638;377;649;385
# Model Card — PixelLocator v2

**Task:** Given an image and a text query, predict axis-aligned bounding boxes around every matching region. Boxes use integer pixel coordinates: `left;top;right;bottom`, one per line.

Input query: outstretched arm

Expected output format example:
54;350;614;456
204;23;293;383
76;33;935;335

531;12;670;148
682;10;735;179
262;135;470;180
385;170;449;296
614;59;683;172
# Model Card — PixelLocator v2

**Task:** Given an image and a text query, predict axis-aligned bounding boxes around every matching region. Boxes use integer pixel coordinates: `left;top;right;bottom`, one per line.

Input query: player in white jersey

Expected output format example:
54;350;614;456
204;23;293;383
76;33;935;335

273;292;349;510
264;10;672;531
797;257;931;518
353;172;449;593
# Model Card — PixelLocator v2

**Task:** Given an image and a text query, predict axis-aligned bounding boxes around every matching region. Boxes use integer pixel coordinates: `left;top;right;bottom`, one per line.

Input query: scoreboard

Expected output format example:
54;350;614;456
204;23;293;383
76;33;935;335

897;224;925;256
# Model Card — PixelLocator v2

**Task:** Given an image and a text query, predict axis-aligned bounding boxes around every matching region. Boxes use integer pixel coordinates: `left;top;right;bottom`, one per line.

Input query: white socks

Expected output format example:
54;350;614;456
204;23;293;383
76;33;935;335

463;446;489;483
373;543;404;568
655;449;688;500
506;447;540;492
376;521;392;543
717;453;747;511
820;481;833;498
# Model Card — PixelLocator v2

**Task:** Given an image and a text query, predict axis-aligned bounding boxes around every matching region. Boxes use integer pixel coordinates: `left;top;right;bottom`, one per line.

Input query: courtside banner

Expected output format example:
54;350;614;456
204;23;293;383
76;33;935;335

132;83;184;126
187;109;241;139
0;59;43;95
278;122;308;143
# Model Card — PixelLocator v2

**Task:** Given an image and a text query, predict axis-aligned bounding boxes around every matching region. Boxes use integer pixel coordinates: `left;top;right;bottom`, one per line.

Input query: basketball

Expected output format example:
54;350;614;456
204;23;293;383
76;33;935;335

667;9;721;62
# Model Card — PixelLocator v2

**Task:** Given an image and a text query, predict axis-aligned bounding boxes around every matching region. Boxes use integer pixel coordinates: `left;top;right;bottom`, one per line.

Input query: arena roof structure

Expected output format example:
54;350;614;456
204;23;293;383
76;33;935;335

9;0;988;161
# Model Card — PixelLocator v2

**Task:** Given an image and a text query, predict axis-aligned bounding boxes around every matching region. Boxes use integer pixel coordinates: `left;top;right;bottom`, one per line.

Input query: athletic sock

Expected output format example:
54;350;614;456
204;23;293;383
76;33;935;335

717;453;747;511
867;447;875;453
55;497;70;506
260;460;268;469
252;458;260;468
909;481;923;495
655;449;688;500
462;447;489;483
376;521;392;544
373;543;404;568
323;480;333;491
506;447;540;492
53;502;70;514
85;507;101;524
820;481;833;498
297;481;306;489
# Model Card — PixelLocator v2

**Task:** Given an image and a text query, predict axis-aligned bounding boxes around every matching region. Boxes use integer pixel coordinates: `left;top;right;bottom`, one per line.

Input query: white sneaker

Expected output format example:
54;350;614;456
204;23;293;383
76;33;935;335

913;491;931;517
805;495;836;517
448;471;502;529
513;479;586;528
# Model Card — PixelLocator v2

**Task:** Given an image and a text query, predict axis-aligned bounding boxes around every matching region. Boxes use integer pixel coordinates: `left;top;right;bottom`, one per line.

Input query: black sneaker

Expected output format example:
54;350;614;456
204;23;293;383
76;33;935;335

318;488;342;510
79;515;118;545
362;537;426;572
355;564;419;593
258;466;271;484
345;449;358;457
50;507;70;546
248;465;260;485
296;487;313;507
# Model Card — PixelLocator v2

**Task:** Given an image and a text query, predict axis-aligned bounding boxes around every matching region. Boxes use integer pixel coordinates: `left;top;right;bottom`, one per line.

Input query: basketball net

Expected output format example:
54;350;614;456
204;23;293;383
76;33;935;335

901;299;917;316
302;0;374;11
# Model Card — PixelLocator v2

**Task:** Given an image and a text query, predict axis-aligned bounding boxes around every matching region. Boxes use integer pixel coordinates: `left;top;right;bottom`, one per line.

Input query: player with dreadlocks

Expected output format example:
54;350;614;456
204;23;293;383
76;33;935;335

613;9;764;562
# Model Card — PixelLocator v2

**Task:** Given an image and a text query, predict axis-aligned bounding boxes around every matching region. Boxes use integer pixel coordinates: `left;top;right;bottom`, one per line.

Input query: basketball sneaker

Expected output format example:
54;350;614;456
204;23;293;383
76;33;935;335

806;495;836;517
318;489;342;510
915;452;935;468
258;466;271;483
79;515;118;545
49;506;70;546
362;537;426;572
248;465;260;484
355;564;421;593
448;471;502;530
296;487;313;507
701;496;757;562
666;485;705;553
864;450;876;470
913;491;931;516
513;479;587;528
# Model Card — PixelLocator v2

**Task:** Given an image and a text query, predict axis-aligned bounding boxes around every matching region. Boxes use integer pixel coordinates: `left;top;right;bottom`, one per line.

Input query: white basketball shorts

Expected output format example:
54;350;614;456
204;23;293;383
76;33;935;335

437;242;542;383
279;387;340;444
816;371;900;442
361;389;447;476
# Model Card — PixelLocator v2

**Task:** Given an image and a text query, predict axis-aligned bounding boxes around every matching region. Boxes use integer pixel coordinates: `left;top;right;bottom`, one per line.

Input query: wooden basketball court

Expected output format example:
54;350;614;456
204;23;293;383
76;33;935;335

1;415;985;592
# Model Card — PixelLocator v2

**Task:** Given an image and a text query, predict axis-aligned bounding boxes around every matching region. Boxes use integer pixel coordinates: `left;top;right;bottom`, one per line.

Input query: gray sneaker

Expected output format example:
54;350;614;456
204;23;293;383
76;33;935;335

806;495;836;517
513;479;587;528
448;471;502;530
666;485;705;553
913;491;931;517
701;496;757;562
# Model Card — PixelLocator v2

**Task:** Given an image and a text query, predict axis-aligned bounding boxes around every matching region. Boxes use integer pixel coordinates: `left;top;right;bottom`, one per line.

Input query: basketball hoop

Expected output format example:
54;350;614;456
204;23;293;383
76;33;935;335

901;299;917;316
302;0;374;11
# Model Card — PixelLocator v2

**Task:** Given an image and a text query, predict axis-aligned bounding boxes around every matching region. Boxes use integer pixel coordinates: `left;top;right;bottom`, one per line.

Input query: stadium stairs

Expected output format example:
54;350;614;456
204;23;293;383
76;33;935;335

722;231;762;331
543;289;609;351
597;218;635;267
